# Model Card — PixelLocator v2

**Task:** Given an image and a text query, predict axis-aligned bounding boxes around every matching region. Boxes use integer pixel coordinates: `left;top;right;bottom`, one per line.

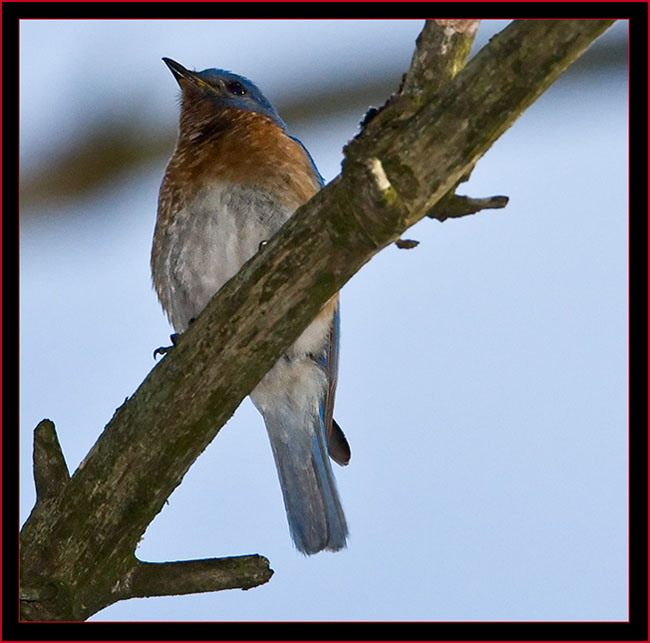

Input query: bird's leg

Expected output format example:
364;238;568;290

153;334;180;359
153;318;196;359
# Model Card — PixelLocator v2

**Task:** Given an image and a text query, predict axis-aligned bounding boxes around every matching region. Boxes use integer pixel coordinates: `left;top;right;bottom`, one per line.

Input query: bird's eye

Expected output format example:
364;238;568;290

226;81;246;96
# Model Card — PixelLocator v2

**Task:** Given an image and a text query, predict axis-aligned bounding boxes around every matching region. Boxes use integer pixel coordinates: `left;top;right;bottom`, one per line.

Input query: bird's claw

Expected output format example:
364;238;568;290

153;344;172;359
153;332;182;359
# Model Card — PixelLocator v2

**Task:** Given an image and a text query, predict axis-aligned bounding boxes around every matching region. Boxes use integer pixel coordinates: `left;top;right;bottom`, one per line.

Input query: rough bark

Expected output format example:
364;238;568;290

19;19;614;621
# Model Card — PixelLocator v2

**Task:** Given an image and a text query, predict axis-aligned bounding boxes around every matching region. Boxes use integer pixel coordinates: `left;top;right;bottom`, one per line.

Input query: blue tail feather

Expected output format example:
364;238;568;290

263;404;347;555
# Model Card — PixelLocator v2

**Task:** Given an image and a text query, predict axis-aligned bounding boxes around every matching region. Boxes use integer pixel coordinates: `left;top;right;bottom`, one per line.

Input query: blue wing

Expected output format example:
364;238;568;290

319;302;350;466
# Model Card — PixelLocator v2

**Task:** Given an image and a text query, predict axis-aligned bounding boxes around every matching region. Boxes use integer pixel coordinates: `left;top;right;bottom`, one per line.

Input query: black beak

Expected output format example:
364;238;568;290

162;57;203;88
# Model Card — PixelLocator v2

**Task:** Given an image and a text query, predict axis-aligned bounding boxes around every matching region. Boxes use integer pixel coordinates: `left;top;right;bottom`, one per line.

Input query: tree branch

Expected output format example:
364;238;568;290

428;193;510;221
363;19;479;132
19;19;615;621
32;419;70;502
117;556;273;601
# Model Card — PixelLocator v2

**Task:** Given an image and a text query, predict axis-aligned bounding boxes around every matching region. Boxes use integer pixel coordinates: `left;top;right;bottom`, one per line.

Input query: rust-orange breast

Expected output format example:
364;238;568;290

168;109;322;212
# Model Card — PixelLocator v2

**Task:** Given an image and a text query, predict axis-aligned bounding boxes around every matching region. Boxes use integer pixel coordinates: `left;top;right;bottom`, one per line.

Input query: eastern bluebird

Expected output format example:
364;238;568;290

151;58;350;554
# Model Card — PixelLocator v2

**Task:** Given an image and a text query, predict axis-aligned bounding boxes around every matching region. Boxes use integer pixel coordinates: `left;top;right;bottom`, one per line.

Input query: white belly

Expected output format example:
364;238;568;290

153;180;333;359
154;182;290;332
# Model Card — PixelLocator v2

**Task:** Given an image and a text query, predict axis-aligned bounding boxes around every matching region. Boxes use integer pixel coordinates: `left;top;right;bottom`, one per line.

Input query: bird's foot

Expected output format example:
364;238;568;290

153;333;182;359
153;318;195;359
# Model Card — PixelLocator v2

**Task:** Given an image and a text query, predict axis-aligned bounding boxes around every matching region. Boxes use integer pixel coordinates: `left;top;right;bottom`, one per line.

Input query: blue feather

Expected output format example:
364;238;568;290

262;399;347;554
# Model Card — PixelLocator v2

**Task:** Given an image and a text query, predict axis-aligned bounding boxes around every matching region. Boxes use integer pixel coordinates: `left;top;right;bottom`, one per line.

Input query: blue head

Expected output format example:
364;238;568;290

162;57;286;131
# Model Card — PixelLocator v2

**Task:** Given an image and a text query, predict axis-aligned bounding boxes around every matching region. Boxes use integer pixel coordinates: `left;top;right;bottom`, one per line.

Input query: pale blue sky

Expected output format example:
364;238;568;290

19;19;628;622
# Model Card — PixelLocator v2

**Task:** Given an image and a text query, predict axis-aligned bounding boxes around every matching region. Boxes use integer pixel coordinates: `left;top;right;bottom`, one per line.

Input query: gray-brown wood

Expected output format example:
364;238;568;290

19;19;614;621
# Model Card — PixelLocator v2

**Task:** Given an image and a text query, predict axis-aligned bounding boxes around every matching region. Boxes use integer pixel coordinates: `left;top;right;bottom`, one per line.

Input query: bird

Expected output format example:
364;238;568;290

151;58;350;555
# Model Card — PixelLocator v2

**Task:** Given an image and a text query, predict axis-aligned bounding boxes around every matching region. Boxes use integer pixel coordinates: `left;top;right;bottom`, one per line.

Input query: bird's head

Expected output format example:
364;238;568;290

162;57;285;131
